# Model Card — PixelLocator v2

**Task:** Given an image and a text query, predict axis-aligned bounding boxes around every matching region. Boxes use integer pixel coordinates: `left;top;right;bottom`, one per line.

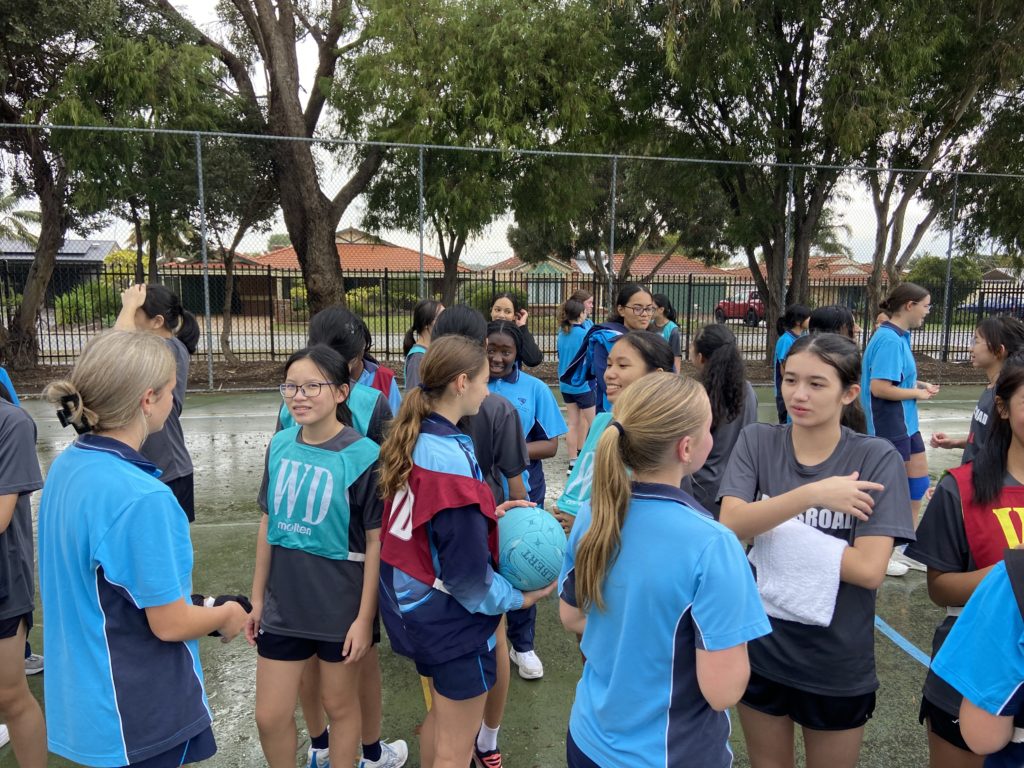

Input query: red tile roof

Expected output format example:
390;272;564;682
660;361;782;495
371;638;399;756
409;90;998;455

726;255;873;282
496;253;730;277
250;243;467;273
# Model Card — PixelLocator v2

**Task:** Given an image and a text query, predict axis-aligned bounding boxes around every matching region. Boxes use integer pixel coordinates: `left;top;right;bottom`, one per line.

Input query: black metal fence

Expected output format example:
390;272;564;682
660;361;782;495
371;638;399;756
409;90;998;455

2;259;1020;373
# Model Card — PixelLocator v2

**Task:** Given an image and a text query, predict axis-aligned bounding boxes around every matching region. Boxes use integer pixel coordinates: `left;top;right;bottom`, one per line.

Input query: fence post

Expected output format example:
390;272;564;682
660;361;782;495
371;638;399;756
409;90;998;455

608;156;618;307
941;172;960;363
383;268;391;358
194;133;214;390
418;148;425;299
268;266;275;360
684;273;694;361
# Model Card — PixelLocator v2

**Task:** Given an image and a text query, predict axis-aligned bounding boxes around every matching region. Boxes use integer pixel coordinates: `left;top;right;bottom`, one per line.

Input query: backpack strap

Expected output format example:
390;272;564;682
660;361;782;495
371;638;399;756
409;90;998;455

1004;548;1024;621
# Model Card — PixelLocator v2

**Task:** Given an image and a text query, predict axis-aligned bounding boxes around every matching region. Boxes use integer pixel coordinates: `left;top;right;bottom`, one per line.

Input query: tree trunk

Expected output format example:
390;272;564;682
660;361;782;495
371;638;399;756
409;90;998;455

147;201;160;282
273;144;346;313
130;202;145;283
4;135;69;368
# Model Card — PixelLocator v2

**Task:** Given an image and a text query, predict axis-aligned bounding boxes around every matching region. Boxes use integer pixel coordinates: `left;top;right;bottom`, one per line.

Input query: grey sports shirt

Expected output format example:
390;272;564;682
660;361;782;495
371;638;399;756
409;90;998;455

718;423;915;696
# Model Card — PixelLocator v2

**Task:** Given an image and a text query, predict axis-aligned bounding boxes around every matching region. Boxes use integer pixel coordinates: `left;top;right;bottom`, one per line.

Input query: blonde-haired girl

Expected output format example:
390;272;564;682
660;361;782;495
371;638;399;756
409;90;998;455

559;373;770;767
39;331;249;767
377;336;553;768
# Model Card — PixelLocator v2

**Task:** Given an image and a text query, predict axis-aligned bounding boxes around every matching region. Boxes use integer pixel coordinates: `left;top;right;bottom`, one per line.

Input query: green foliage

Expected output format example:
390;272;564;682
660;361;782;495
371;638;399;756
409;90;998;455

103;248;138;272
289;284;308;313
462;283;526;316
346;286;418;317
267;233;292;251
54;278;120;326
906;254;983;310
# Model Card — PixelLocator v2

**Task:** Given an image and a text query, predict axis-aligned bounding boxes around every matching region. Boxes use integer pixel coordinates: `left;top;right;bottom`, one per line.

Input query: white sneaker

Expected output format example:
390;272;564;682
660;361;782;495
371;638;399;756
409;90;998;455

509;648;544;679
360;739;409;768
306;745;329;768
886;557;910;577
0;724;9;749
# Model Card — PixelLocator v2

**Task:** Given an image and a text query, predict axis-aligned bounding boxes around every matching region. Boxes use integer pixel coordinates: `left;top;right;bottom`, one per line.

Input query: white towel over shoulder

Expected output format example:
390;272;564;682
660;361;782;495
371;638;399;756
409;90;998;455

747;518;847;627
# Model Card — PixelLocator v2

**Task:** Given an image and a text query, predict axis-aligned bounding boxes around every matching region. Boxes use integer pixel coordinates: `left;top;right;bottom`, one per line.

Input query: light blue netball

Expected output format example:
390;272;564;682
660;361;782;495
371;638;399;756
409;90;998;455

497;506;567;591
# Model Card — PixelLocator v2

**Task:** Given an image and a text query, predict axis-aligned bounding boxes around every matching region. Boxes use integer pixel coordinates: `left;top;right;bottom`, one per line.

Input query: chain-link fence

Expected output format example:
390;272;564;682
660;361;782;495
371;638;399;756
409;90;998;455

1;124;1021;386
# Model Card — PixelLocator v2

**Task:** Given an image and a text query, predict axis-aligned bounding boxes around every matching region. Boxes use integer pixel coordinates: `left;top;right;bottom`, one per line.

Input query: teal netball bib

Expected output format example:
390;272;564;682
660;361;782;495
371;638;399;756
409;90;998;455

266;426;379;560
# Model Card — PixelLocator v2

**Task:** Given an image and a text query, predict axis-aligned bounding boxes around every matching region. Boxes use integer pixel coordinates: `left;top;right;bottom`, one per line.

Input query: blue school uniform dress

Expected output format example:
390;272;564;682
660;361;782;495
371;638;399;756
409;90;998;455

38;435;214;767
560;321;628;413
360;359;402;415
378;415;523;699
932;561;1024;768
560;483;771;768
488;366;567;507
0;367;20;405
773;330;800;423
861;321;919;440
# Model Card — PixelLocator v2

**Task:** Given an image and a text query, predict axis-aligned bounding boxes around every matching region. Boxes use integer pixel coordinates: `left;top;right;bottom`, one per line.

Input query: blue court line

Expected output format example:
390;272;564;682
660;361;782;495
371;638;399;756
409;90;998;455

874;615;930;668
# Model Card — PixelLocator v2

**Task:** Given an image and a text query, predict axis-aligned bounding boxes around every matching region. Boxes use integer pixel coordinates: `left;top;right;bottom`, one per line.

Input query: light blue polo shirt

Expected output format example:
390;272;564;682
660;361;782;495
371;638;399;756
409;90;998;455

38;435;210;767
488;366;567;506
932;561;1024;768
861;321;919;438
560;482;771;768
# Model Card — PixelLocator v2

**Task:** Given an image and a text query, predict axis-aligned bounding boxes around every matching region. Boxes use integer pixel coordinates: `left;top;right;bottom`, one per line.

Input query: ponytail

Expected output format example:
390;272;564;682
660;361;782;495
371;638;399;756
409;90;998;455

141;284;200;354
575;374;710;611
404;299;442;356
560;299;585;334
378;335;486;498
776;304;811;337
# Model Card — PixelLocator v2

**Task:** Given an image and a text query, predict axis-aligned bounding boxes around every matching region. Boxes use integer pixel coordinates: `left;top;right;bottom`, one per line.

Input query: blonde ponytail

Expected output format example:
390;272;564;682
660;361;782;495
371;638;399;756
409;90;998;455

43;330;175;434
575;373;711;611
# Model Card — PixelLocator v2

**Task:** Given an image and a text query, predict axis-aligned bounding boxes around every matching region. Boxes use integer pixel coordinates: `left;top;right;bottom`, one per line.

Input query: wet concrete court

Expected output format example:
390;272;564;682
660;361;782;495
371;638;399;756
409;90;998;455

8;385;986;767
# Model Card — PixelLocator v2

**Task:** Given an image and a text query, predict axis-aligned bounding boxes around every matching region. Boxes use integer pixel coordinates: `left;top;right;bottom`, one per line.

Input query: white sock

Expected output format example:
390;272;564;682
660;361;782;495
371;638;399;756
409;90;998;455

476;723;500;753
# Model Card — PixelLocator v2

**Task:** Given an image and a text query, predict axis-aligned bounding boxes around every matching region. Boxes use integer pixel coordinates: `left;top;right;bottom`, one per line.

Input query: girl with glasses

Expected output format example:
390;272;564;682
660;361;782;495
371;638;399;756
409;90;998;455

251;344;389;768
560;284;655;413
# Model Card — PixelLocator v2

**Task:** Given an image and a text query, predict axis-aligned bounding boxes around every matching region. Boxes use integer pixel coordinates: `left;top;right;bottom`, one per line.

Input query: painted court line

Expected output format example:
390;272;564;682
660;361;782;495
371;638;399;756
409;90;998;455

874;615;930;668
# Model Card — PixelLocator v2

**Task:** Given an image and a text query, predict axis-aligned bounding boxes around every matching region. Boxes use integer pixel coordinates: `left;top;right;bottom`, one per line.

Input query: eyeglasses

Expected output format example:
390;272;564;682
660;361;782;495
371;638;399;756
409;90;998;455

279;382;337;398
626;305;656;316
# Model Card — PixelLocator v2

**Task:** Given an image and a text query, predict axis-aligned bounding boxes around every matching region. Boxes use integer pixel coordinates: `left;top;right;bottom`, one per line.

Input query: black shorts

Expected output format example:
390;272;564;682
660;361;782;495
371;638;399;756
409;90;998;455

561;389;596;409
0;612;32;640
920;696;971;752
415;646;497;701
165;474;196;523
741;671;876;731
256;618;381;663
887;431;926;462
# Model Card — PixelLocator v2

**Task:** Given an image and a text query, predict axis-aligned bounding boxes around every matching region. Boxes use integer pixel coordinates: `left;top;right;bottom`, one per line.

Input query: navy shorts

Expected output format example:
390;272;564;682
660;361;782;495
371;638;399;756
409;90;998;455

128;726;216;768
566;728;601;767
920;695;971;752
741;671;876;731
415;646;497;701
0;612;32;641
256;618;380;663
887;431;926;462
561;389;596;409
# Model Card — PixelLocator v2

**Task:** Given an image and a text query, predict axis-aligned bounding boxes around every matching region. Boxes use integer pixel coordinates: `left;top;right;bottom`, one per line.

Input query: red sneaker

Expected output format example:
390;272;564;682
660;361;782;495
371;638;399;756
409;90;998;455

473;747;503;768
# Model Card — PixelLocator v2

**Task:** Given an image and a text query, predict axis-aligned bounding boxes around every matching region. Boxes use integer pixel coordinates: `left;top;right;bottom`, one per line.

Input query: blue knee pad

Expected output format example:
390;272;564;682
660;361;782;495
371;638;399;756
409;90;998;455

908;476;930;501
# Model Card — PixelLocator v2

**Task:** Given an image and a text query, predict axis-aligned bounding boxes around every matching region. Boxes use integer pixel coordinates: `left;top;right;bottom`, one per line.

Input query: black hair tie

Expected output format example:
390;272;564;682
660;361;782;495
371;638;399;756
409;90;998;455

417;382;431;393
610;420;625;437
56;393;92;434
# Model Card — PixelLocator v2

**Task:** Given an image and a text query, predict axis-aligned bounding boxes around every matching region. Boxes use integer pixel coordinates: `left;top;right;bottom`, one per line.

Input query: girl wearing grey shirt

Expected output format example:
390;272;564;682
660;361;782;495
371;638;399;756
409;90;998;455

116;284;200;521
689;323;759;517
718;332;915;768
